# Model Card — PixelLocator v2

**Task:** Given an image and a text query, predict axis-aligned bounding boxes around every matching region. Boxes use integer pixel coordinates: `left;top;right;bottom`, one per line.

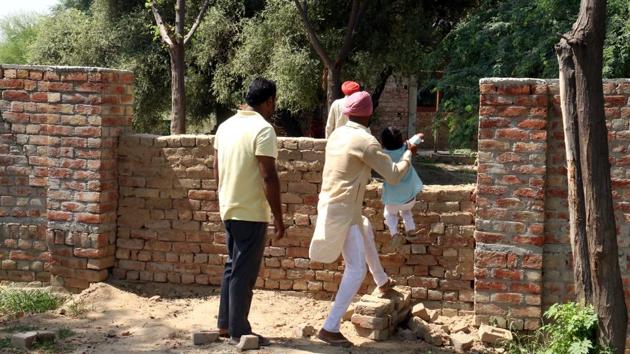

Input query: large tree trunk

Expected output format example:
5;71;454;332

557;0;627;351
151;0;210;135
169;45;186;134
326;66;341;110
555;42;592;305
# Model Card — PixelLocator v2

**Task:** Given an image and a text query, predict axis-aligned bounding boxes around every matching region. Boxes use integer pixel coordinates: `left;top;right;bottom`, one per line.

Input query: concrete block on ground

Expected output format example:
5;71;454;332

294;323;316;337
351;314;390;330
451;332;475;353
236;334;259;351
11;331;39;350
342;304;355;321
36;330;56;343
479;324;513;344
411;303;438;322
354;300;394;317
370;286;412;311
192;330;219;345
451;321;470;334
354;326;390;341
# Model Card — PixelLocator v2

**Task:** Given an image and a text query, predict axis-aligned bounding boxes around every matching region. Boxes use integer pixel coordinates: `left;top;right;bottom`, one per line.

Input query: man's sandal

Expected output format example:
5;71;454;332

378;277;397;293
317;328;353;347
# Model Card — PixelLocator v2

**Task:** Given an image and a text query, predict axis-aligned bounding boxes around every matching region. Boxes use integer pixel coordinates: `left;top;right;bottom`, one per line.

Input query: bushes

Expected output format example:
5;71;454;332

508;302;612;354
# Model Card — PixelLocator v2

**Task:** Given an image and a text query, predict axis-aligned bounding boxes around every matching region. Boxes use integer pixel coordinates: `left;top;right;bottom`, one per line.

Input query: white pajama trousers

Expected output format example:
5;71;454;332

383;200;416;236
322;222;388;332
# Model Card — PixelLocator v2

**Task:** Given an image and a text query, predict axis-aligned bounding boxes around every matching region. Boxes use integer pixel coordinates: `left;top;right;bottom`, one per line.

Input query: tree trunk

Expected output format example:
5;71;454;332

555;41;592;306
326;66;341;111
558;0;628;351
169;45;186;134
371;66;393;111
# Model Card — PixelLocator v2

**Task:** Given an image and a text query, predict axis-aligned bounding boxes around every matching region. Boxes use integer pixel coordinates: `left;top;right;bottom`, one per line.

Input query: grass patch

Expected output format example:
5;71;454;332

0;337;10;350
65;298;92;318
57;328;74;339
0;288;65;316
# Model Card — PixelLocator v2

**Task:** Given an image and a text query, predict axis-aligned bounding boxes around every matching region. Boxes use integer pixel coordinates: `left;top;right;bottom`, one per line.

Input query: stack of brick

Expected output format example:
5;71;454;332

351;286;412;340
0;64;134;292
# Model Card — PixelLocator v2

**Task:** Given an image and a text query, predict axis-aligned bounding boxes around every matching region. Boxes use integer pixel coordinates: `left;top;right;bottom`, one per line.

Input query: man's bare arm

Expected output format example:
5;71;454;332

256;155;285;239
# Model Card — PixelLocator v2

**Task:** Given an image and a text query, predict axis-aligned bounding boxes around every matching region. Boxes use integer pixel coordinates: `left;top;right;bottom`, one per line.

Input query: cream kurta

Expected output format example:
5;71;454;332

325;97;348;138
309;121;413;263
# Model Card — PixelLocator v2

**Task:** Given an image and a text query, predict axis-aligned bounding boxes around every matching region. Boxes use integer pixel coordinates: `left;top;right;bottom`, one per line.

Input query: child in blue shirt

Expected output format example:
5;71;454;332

381;127;424;248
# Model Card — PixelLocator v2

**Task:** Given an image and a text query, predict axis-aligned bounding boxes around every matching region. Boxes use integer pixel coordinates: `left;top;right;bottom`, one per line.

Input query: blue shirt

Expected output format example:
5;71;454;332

381;146;423;205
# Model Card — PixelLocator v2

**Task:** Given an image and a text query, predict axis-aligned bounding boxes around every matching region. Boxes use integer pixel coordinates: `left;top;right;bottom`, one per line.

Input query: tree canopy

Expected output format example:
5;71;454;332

0;0;628;141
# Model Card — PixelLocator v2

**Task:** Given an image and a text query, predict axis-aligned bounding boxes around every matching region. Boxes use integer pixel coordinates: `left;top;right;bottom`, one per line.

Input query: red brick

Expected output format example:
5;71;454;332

475;251;506;268
478;185;509;196
188;190;216;200
474;231;504;243
502;106;529;117
513;235;545;246
494;269;522;281
2;90;29;101
497;85;531;95
9;251;34;261
523;254;542;269
408;276;439;288
511;282;541;294
476;280;507;291
0;79;24;89
492;293;523;304
514;188;544;200
496;128;529;141
479;84;496;94
48;210;72;221
517;119;547;130
496;153;523;164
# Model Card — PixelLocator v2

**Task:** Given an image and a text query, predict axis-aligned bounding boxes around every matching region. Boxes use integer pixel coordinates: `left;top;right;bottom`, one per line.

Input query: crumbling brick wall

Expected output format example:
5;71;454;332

115;134;476;315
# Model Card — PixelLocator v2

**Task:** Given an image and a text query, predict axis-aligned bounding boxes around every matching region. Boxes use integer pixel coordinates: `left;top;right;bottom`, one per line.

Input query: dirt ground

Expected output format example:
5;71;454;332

0;281;499;354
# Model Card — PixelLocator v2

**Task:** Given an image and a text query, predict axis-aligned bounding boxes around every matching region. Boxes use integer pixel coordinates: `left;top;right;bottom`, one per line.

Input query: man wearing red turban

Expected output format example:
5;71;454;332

324;81;361;138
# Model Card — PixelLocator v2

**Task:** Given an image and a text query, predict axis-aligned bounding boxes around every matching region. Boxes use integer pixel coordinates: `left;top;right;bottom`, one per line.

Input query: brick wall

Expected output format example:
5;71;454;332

476;78;630;332
115;134;476;314
373;77;449;150
0;64;133;291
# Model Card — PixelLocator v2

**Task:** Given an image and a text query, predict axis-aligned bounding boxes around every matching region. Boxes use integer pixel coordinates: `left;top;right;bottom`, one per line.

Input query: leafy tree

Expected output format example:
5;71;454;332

428;0;629;149
0;14;40;64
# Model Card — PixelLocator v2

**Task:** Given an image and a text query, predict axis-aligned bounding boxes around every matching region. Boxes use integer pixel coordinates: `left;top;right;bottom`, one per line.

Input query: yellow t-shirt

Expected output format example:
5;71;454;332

213;110;278;222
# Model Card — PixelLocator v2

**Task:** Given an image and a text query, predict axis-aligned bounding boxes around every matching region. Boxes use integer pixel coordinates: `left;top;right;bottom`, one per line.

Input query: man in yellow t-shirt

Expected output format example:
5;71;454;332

213;78;284;345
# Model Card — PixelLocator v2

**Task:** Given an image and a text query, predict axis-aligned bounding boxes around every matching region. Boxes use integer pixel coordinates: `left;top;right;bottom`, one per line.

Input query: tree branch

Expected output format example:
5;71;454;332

335;0;366;69
151;1;174;47
293;0;333;68
184;0;212;45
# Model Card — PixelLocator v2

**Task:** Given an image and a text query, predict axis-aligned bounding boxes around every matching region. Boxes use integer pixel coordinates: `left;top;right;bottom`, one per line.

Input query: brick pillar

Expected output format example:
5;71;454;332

0;65;133;292
474;78;548;330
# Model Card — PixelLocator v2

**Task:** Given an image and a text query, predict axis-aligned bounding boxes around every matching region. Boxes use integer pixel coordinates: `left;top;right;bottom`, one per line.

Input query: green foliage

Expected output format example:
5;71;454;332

0;289;64;316
507;303;613;354
0;14;40;64
213;0;320;114
429;0;630;149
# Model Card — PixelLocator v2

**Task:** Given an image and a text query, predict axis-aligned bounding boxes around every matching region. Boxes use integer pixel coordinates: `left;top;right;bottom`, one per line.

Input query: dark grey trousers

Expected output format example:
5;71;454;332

217;220;268;337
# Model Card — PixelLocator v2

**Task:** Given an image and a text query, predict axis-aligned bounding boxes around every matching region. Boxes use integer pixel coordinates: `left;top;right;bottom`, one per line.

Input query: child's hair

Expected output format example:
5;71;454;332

381;126;404;150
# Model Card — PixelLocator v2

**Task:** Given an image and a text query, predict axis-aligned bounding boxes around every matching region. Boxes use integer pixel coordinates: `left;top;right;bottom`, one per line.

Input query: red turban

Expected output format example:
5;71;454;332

341;81;360;96
342;91;373;117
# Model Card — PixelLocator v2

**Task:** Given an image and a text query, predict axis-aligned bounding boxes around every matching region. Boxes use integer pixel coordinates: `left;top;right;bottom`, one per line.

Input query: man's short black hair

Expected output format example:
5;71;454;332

245;78;277;107
381;126;404;150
